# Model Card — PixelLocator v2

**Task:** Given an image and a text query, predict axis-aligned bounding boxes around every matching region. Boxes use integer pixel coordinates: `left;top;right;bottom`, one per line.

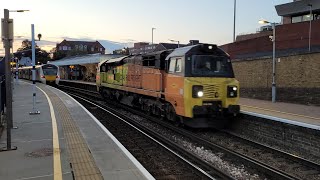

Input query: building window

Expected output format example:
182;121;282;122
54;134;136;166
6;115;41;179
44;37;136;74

91;47;94;51
292;14;314;24
302;14;313;21
79;44;83;51
84;45;87;51
68;47;71;50
63;46;68;50
75;45;78;50
59;46;62;50
292;16;302;23
100;48;103;51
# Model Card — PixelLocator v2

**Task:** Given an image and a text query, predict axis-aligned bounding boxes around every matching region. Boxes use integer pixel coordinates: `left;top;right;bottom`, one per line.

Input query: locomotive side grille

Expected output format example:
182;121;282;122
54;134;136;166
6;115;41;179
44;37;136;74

203;84;220;98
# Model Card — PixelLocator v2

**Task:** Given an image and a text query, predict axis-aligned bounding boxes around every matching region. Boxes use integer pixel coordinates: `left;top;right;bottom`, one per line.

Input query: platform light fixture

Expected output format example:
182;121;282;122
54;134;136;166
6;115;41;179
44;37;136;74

233;0;236;42
259;19;276;103
152;27;156;45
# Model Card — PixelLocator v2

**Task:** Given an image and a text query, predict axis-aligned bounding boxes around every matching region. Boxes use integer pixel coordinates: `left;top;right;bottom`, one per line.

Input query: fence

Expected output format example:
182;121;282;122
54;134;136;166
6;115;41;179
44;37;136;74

0;75;5;127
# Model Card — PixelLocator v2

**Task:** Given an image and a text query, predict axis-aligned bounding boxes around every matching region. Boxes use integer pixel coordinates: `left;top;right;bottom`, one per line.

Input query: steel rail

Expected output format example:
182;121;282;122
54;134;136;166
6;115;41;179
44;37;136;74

58;83;309;180
62;88;233;180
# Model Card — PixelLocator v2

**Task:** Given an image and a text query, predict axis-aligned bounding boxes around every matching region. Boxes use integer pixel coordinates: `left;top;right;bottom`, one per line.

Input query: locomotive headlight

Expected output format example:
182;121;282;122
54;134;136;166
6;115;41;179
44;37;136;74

227;86;238;98
192;85;204;98
197;91;204;97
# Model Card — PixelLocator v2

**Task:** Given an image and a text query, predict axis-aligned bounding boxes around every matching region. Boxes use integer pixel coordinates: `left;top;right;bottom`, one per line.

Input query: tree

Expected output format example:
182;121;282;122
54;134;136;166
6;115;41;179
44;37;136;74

15;39;50;65
51;47;66;60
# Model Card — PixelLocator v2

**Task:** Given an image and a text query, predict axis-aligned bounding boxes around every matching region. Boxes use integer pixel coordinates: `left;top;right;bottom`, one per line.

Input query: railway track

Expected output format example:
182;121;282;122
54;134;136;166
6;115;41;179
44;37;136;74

58;84;320;180
58;85;233;180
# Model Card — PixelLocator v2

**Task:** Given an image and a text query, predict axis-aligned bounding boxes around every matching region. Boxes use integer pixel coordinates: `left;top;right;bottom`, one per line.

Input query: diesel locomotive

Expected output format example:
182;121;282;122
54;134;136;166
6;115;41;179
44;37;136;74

97;44;240;128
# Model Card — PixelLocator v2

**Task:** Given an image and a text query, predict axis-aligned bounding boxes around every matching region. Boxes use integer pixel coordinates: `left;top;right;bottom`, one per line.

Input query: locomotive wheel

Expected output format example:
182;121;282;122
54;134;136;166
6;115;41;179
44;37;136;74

176;116;185;127
144;104;151;115
166;105;176;122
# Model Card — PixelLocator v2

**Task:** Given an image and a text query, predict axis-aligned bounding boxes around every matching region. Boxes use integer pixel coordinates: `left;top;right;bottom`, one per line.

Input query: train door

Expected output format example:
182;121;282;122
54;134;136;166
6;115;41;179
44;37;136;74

164;57;185;116
100;63;107;84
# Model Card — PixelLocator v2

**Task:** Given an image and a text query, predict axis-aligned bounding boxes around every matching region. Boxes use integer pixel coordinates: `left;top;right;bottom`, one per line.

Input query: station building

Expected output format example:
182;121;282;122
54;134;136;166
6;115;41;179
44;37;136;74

221;0;320;59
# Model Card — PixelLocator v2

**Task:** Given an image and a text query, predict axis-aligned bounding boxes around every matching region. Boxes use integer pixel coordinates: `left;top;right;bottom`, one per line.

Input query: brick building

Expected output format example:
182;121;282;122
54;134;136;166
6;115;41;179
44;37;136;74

56;40;105;56
128;40;198;55
128;42;157;55
221;0;320;59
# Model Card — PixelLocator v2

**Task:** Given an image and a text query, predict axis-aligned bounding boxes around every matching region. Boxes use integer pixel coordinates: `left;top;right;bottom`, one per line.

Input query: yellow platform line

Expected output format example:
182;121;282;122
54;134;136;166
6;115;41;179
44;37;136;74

37;86;63;180
241;104;320;120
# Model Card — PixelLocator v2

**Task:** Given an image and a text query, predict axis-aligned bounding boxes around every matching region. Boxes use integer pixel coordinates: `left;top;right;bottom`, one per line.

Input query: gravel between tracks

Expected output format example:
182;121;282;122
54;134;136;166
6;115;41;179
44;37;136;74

116;108;267;180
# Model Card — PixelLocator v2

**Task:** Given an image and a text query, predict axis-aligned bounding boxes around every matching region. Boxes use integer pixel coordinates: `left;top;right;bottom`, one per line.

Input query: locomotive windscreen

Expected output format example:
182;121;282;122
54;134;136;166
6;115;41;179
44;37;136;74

42;65;58;75
191;55;234;77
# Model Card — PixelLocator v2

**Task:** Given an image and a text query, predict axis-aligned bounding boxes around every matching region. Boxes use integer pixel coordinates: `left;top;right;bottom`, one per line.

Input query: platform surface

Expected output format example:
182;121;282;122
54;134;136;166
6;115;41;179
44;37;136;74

240;98;320;127
0;81;153;180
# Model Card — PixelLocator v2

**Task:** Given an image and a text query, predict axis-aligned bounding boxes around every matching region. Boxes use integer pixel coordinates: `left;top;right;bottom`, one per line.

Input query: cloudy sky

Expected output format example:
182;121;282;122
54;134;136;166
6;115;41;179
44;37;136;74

1;0;291;55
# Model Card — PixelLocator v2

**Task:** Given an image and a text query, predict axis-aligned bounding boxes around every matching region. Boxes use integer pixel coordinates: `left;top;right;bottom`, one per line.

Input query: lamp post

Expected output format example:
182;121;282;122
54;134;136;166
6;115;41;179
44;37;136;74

308;4;312;52
152;27;156;45
1;9;29;151
233;0;236;42
169;39;180;48
259;19;276;103
30;24;41;115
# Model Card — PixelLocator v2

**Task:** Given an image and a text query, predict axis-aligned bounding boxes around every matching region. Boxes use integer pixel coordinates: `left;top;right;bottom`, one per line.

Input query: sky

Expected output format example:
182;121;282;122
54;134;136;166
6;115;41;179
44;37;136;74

0;0;292;55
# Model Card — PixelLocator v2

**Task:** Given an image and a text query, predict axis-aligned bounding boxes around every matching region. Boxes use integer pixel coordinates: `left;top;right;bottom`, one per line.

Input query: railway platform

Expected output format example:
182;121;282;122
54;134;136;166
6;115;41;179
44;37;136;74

240;98;320;129
0;81;154;180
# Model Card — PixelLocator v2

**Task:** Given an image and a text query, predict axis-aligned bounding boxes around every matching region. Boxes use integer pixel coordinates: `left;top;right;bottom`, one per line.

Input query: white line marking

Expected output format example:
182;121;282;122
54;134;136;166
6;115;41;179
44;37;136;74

36;86;63;180
15;172;71;180
241;110;320;130
48;86;156;180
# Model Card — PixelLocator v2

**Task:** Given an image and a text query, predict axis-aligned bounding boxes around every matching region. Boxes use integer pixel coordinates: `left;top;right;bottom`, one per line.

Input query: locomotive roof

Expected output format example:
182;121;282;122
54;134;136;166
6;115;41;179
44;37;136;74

99;55;128;66
165;44;218;60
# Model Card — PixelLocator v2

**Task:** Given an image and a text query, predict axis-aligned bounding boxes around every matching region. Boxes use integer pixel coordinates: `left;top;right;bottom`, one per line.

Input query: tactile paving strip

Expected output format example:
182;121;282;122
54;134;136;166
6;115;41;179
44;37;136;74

43;86;104;180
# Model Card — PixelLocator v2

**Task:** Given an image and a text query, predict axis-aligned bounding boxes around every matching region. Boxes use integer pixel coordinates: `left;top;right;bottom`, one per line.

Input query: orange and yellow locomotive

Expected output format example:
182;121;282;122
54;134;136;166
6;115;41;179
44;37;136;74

97;44;239;128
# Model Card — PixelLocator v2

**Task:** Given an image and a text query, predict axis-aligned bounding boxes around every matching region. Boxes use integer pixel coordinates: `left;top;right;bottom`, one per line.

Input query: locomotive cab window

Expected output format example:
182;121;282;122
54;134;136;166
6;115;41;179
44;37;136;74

168;57;183;74
169;58;176;73
191;55;234;77
100;65;106;72
42;65;58;76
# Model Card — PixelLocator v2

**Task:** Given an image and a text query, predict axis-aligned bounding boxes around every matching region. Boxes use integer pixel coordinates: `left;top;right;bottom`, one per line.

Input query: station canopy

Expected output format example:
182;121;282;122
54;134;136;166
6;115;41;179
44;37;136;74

48;54;124;66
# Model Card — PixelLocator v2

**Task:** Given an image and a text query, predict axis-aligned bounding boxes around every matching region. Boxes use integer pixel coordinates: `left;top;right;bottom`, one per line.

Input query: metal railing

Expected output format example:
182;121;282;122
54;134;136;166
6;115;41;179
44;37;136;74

0;75;5;127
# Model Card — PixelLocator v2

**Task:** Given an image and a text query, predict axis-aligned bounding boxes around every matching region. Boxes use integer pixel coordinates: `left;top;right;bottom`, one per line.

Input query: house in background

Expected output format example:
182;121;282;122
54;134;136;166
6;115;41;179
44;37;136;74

18;57;32;66
126;40;199;55
128;42;158;55
55;40;105;57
